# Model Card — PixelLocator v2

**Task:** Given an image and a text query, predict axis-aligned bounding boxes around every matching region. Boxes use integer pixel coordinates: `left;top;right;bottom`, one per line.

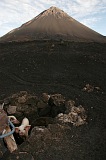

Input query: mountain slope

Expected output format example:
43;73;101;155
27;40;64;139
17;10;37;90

0;6;105;42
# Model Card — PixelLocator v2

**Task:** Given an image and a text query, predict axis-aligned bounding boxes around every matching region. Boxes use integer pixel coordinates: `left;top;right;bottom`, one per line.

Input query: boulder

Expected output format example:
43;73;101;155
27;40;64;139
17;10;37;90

2;124;73;160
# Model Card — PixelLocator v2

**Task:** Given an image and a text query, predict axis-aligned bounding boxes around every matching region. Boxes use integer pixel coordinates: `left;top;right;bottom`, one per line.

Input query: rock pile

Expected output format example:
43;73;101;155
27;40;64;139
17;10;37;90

82;84;101;93
0;91;87;159
56;105;87;126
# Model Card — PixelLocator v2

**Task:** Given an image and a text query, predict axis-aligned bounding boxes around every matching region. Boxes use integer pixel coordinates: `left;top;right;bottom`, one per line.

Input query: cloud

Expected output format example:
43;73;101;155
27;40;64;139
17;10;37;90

0;0;106;36
81;17;101;27
64;0;106;17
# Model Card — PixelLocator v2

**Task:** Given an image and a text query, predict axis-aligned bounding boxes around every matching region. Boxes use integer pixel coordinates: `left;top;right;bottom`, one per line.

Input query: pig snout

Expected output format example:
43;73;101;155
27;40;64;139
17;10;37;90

19;130;26;136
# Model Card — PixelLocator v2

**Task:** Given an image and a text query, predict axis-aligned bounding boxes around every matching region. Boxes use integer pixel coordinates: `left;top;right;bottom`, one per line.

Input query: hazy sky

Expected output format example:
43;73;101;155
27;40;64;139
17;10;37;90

0;0;106;37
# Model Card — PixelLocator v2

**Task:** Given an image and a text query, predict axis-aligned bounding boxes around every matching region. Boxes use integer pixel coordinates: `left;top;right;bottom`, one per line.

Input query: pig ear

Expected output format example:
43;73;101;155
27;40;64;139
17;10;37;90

24;125;31;131
15;127;19;133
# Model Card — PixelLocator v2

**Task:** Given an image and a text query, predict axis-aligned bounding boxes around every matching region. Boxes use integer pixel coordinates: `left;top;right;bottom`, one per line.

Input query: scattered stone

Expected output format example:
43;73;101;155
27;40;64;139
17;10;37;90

37;93;66;118
37;100;47;109
66;100;75;107
50;94;65;106
4;98;11;105
95;86;100;90
51;44;55;48
7;105;17;114
11;93;19;99
25;95;38;105
1;91;39;124
19;91;28;96
82;84;101;93
65;100;76;114
41;93;50;103
18;95;27;104
56;105;87;126
82;84;94;93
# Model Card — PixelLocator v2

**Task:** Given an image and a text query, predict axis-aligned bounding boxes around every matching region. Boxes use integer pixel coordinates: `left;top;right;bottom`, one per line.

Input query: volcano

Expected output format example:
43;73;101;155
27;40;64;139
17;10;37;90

0;6;105;42
0;6;106;160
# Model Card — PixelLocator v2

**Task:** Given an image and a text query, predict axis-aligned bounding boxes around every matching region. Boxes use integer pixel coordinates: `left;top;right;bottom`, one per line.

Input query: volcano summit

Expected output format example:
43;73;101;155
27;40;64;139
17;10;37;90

0;6;105;42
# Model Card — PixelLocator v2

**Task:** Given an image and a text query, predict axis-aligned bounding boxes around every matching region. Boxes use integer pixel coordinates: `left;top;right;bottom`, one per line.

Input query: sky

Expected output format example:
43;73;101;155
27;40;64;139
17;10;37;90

0;0;106;37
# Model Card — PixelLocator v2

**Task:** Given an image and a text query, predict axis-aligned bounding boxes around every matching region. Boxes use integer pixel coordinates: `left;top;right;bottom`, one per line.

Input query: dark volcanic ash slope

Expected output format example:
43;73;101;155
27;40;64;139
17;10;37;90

0;6;105;42
0;41;106;160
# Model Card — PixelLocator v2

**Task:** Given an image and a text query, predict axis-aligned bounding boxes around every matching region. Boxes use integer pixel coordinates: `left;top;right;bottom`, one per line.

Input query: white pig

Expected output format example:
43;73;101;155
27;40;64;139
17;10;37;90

15;117;31;138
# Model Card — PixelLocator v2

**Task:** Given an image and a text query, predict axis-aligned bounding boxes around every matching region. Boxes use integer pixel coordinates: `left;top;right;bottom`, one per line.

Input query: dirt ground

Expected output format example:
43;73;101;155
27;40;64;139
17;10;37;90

0;40;106;160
